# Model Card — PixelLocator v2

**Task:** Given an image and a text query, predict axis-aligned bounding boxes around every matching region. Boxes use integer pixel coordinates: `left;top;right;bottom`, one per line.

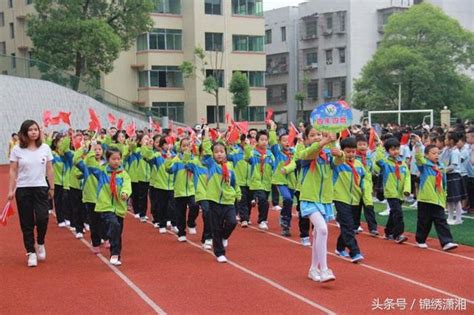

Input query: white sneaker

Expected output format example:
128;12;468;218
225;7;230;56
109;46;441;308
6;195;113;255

251;200;256;207
417;243;428;249
188;227;197;235
307;268;321;282
134;213;140;219
27;253;38;267
447;219;456;225
203;239;213;250
442;242;458;251
178;236;187;242
65;220;71;227
172;226;179;234
58;222;67;228
454;220;463;225
300;237;311;247
223;239;228;248
357;226;364;233
241;221;248;228
75;232;84;239
48;209;53;214
153;223;160;229
110;256;122;266
159;228;167;234
166;221;172;228
272;205;282;211
379;209;390;216
84;223;90;232
258;221;269;230
320;269;336;282
37;245;46;261
409;201;418;208
139;216;147;223
216;255;228;263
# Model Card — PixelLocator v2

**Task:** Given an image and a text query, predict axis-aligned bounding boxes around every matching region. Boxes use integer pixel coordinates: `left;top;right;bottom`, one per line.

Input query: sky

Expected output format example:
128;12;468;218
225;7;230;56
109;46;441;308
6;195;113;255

264;0;304;11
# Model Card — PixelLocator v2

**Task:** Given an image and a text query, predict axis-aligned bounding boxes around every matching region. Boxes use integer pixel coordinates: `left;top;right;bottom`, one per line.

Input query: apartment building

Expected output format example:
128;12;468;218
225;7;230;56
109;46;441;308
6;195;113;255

0;0;267;126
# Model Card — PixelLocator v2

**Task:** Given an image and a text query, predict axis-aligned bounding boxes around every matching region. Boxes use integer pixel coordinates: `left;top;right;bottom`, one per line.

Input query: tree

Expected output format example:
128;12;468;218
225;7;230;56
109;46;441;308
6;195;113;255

27;0;157;90
180;47;224;129
229;71;250;121
353;3;474;124
295;74;310;123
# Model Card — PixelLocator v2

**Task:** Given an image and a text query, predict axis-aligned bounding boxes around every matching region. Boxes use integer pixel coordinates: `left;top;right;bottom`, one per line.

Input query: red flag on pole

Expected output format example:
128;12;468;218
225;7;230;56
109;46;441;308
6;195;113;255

107;113;116;126
368;128;376;150
49;116;61;126
116;118;124;131
226;124;240;144
0;201;15;226
265;108;273;124
43;111;52;128
209;128;219;142
125;122;136;138
58;112;71;126
287;122;299;146
400;133;410;146
234;121;249;135
88;109;102;132
340;128;351;139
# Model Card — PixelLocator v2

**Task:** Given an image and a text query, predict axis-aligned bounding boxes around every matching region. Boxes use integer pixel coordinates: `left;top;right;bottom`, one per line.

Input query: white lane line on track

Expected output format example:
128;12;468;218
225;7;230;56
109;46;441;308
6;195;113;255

248;225;474;305
127;212;336;315
53;212;166;315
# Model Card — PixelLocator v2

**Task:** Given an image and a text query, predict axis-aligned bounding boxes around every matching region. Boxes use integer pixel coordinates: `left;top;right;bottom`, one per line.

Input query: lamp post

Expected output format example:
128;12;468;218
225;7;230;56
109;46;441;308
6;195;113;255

391;70;402;126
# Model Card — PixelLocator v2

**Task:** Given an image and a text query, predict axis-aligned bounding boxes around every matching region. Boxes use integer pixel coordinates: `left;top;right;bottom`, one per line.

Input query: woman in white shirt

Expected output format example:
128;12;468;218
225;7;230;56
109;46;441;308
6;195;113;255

8;120;54;267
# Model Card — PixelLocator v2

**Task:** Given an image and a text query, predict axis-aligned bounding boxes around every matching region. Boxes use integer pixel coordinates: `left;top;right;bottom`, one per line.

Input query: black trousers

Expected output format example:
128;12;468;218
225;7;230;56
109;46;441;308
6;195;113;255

15;187;49;253
237;186;252;222
385;198;404;238
251;190;269;224
467;177;474;211
353;202;378;232
70;188;86;233
271;184;280;207
295;191;310;238
53;184;69;223
209;201;237;257
131;181;149;218
101;212;124;257
199;200;212;243
149;187;175;227
335;201;361;257
85;202;104;247
175;196;199;237
416;202;454;246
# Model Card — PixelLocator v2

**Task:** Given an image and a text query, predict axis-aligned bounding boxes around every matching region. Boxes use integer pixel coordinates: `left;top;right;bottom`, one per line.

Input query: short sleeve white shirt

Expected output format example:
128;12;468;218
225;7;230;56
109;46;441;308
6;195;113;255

9;144;54;188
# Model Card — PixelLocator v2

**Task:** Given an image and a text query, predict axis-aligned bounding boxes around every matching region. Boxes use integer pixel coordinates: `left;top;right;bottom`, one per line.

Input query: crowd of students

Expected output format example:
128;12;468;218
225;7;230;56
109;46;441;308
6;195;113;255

7;118;474;283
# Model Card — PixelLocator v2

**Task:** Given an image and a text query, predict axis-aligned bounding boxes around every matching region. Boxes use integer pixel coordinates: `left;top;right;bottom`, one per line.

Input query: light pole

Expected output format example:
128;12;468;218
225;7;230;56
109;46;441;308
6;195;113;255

397;82;401;125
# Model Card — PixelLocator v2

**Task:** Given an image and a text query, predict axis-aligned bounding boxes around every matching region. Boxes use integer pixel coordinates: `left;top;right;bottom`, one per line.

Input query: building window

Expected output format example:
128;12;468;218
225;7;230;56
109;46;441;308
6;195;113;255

306;51;318;66
155;0;181;15
9;23;14;39
232;0;263;16
281;27;286;42
26;0;34;5
0;42;6;55
265;29;272;45
236;70;264;87
325;49;333;65
340;78;346;98
305;20;317;37
151;102;184;123
28;51;35;67
206;69;224;88
324;80;333;99
239;106;265;121
337;11;346;32
205;0;221;15
233;35;264;52
139;66;183;88
338;47;345;63
326;15;333;31
207;105;225;124
307;81;318;99
8;0;13;8
266;84;287;104
266;53;288;74
205;32;223;51
138;29;182;51
0;12;4;27
11;53;16;69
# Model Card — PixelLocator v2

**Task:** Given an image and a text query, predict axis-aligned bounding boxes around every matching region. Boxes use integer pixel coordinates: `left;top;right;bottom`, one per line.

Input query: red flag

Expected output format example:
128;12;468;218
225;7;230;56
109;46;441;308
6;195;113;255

0;201;15;226
58;112;71;126
288;122;298;146
265;108;273;123
368;128;376;150
227;125;240;144
49;116;61;126
43;110;52;127
125;122;136;138
116;118;124;131
400;133;410;146
165;136;174;145
209;128;219;142
88;109;102;132
72;134;84;150
338;100;350;109
108;113;116;126
177;128;184;136
234;121;248;135
340;129;351;139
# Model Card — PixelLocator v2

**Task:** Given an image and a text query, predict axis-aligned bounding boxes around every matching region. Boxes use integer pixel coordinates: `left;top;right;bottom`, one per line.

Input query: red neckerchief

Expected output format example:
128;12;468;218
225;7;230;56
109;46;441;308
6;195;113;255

220;161;230;184
256;147;266;174
393;160;402;180
432;165;443;192
346;160;360;187
283;149;293;166
110;169;123;200
356;150;367;166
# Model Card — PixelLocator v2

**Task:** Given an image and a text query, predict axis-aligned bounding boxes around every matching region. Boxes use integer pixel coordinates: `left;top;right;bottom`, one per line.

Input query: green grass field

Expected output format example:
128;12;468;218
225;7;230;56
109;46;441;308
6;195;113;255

363;203;474;247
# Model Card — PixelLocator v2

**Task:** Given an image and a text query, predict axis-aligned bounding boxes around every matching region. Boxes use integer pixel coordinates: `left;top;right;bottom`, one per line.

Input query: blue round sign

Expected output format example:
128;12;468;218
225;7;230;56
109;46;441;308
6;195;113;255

310;102;353;133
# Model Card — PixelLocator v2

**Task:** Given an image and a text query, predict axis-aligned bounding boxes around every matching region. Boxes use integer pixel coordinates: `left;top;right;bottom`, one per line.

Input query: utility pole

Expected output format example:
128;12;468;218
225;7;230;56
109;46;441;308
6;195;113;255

397;82;402;125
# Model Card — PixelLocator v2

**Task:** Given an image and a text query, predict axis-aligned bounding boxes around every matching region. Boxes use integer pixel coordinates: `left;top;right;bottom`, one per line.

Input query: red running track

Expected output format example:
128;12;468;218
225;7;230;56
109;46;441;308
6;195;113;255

1;165;473;314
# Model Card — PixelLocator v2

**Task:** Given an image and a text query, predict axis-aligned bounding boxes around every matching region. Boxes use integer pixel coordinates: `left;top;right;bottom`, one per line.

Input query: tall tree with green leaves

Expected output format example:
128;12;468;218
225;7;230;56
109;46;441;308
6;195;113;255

27;0;157;90
353;3;474;124
180;47;224;129
229;71;251;121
